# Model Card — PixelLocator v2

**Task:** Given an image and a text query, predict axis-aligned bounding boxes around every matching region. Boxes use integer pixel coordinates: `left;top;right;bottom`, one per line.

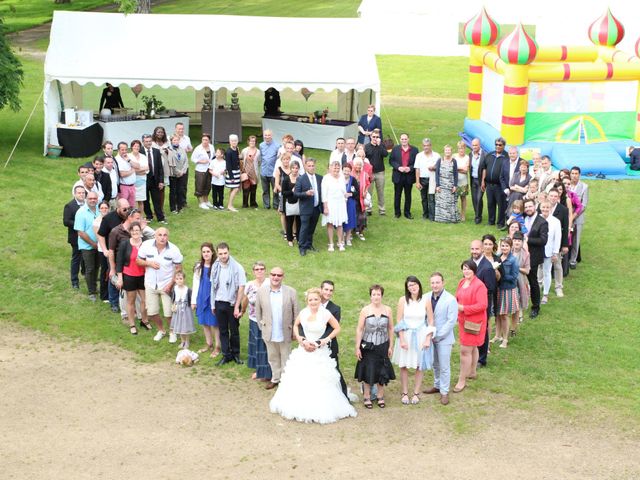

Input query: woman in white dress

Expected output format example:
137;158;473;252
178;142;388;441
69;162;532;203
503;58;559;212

391;276;436;406
129;139;148;213
270;288;357;424
321;160;349;252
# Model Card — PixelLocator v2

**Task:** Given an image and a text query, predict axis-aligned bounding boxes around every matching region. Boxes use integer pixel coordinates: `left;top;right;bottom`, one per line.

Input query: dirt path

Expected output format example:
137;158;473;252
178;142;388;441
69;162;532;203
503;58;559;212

1;322;637;479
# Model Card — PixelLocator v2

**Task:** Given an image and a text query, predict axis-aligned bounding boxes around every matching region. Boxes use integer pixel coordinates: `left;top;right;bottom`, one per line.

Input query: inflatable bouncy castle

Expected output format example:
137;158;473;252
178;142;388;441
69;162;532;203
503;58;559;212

462;8;640;177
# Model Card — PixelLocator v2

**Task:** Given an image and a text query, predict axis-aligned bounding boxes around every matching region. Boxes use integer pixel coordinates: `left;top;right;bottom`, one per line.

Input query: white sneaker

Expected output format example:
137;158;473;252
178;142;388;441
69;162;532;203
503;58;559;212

169;332;177;343
541;295;548;305
153;330;165;342
556;288;564;298
199;203;210;210
206;202;214;208
328;244;335;252
338;243;345;252
346;239;352;246
358;233;366;241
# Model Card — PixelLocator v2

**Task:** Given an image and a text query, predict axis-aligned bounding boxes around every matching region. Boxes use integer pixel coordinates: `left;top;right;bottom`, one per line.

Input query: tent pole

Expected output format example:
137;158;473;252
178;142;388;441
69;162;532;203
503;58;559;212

4;88;44;169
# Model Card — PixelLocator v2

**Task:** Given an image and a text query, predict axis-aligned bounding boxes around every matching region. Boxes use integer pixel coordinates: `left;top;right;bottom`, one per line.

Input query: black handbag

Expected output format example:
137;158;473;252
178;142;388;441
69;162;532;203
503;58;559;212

360;340;375;351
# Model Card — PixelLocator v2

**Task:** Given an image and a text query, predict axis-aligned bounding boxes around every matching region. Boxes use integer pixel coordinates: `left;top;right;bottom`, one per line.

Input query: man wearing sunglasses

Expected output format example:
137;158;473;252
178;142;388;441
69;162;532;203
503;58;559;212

255;267;299;390
364;129;388;215
480;137;509;228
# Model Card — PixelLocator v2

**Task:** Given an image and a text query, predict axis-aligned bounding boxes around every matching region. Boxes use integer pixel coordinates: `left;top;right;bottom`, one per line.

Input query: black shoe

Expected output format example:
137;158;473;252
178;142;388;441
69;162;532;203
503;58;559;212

478;361;487;368
474;218;481;224
569;263;577;270
405;214;414;220
487;222;495;226
233;356;244;365
110;305;119;313
366;211;372;216
72;284;79;290
529;308;539;319
216;357;231;366
309;246;318;252
300;249;307;256
394;214;401;218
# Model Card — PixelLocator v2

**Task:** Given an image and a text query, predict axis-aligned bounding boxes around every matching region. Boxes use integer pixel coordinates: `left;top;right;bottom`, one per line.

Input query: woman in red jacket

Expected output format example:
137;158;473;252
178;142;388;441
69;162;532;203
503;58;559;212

454;260;488;393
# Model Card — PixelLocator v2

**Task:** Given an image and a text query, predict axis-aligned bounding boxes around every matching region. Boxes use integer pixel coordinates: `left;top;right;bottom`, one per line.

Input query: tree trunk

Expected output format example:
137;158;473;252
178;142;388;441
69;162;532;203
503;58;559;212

136;0;151;13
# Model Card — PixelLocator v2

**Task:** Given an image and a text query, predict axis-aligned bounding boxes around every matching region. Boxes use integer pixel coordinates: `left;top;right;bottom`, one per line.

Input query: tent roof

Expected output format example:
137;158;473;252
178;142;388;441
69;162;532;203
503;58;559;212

45;11;380;93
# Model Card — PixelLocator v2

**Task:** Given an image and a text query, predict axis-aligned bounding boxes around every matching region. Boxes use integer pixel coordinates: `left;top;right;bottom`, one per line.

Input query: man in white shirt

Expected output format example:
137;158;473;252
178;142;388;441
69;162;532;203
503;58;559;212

329;137;346;166
136;227;183;342
115;141;136;206
568;166;589;270
538;201;561;305
414;138;440;220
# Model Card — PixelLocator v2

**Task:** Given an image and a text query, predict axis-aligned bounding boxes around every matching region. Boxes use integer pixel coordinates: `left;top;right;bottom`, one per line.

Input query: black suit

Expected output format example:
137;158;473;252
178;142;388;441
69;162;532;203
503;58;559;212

389;144;418;217
142;146;165;221
480;150;508;226
470;150;486;223
63;199;83;287
298;300;348;398
95;170;113;203
525;214;549;311
475;255;496;365
294;172;323;254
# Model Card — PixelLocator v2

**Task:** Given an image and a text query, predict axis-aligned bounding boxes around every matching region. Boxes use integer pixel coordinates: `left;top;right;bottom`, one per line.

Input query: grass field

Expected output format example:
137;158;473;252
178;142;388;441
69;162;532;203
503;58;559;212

1;1;638;430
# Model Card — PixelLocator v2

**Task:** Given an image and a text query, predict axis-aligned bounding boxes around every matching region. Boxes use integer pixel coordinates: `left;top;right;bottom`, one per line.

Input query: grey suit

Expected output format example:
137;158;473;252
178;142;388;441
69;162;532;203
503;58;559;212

255;284;299;383
426;290;458;395
569;181;588;266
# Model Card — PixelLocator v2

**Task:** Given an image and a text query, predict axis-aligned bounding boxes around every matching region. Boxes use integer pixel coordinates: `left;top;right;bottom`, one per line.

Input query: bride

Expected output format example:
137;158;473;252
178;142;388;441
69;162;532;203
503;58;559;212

269;287;357;424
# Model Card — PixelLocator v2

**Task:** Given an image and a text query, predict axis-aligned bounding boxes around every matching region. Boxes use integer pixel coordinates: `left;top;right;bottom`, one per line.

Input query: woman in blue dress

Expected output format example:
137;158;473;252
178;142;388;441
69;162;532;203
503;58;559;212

191;242;220;358
343;163;359;247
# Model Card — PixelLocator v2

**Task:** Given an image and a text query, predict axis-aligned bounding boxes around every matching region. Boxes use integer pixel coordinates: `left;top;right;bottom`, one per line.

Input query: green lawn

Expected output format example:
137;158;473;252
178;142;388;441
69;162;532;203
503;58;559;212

1;1;638;429
0;0;114;32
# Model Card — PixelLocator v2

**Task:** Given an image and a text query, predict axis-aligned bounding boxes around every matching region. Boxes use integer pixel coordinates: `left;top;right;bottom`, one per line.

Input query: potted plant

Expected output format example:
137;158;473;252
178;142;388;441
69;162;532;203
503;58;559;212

141;95;166;118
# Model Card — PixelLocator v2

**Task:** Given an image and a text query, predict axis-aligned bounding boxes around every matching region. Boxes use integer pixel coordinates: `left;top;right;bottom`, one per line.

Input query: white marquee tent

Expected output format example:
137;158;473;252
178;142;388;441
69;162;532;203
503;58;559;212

44;11;381;152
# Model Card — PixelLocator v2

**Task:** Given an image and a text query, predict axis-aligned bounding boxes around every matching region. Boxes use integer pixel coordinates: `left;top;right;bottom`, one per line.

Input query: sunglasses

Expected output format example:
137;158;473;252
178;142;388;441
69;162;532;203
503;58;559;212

495;143;505;147
270;273;283;277
253;267;265;271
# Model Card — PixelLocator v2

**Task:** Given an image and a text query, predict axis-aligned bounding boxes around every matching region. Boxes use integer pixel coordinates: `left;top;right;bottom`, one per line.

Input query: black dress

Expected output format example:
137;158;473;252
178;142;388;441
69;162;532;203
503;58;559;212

354;314;396;386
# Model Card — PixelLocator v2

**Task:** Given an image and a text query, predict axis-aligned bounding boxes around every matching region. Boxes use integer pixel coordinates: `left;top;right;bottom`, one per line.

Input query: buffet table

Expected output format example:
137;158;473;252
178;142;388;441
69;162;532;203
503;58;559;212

57;122;104;157
202;109;242;143
262;115;358;151
98;115;190;146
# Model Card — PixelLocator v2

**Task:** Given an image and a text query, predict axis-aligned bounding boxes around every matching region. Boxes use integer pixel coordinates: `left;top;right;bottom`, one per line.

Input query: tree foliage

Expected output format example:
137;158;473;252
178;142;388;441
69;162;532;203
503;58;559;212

0;18;24;111
116;0;151;14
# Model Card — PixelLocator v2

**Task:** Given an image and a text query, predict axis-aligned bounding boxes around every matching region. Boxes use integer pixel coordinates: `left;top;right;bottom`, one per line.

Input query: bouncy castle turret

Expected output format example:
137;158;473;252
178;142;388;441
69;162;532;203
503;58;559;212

464;8;500;120
496;24;538;145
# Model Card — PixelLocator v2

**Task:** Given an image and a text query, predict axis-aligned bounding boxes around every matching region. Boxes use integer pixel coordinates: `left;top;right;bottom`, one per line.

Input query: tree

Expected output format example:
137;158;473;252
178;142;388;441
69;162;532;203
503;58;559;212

116;0;151;14
0;18;24;111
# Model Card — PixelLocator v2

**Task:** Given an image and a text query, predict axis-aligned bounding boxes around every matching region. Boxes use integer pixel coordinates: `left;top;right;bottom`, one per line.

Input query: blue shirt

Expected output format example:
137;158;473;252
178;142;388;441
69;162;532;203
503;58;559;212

259;140;280;177
269;288;284;342
73;205;100;250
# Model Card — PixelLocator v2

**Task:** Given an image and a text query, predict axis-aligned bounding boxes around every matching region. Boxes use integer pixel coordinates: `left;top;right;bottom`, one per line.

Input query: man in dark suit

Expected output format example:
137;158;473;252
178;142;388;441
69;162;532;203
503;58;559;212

141;134;167;224
294;158;322;256
63;186;86;289
548;188;569;297
523;199;548;318
92;156;113;203
469;138;486;224
470;239;496;366
499;146;521;227
480;137;508;227
388;133;418;219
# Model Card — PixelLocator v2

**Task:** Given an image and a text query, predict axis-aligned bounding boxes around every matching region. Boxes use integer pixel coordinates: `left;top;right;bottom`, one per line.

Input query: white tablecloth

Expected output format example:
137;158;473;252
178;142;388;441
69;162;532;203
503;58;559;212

98;116;190;146
261;117;358;151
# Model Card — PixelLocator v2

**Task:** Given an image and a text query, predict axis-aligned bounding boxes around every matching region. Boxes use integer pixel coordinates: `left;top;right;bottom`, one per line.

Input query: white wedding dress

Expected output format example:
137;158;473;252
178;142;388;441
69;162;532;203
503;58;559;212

269;307;357;424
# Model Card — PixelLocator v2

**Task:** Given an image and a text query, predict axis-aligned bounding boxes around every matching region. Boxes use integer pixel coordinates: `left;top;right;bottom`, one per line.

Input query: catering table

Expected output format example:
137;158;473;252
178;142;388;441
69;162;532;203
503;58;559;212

261;115;358;151
202;109;242;143
57;122;104;158
98;115;189;146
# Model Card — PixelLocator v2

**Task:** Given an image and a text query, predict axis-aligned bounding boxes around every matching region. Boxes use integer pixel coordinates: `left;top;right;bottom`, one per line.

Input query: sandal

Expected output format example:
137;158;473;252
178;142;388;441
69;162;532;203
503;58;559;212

197;344;213;354
411;392;420;405
210;348;221;358
401;392;409;405
377;398;385;409
363;398;373;409
139;320;153;331
129;325;138;335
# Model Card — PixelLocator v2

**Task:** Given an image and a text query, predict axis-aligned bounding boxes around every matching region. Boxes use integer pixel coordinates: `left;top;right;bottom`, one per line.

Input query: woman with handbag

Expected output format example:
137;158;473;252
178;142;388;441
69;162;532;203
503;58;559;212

454;260;488;393
239;135;261;208
281;158;301;247
354;284;396;409
496;237;520;349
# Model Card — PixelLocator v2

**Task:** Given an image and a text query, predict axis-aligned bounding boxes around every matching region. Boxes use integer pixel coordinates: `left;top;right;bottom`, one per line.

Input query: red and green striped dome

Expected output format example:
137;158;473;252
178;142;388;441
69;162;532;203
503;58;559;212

588;9;625;46
497;23;537;65
463;7;500;46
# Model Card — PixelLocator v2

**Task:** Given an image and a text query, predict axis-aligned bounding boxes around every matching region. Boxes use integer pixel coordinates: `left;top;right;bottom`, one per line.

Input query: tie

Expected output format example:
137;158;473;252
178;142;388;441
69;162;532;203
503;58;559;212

147;149;153;174
310;174;318;207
